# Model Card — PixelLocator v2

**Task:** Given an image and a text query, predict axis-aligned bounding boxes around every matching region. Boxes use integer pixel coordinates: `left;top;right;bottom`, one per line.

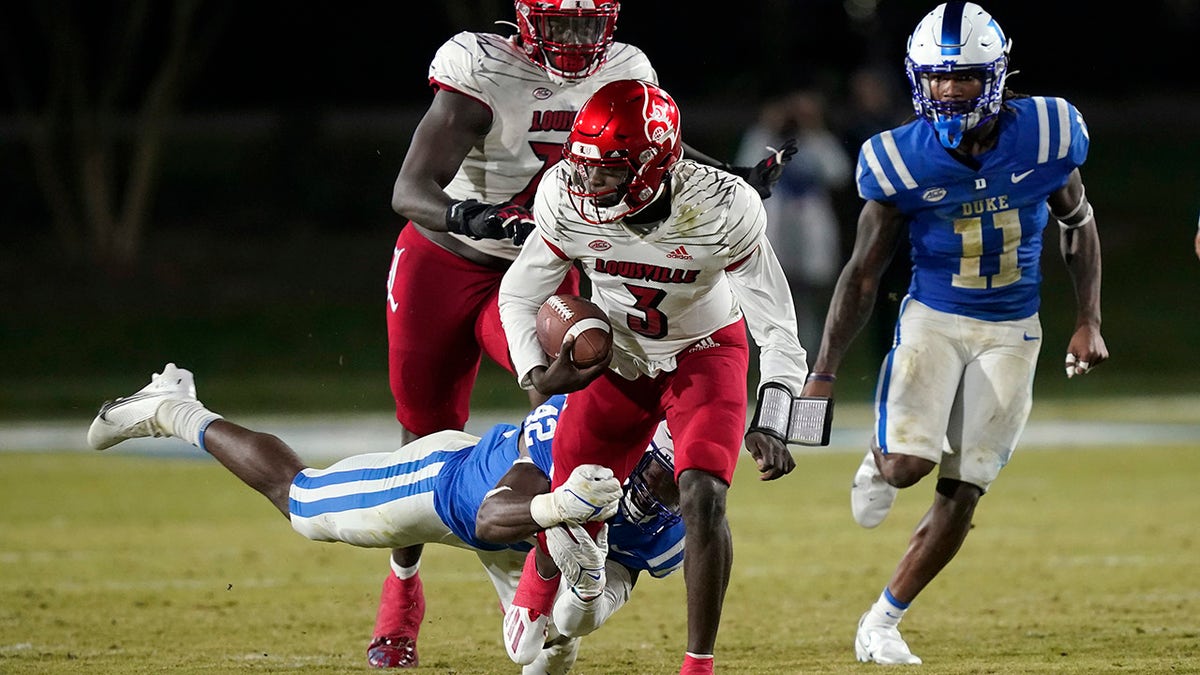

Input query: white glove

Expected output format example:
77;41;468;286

546;523;608;601
528;464;621;528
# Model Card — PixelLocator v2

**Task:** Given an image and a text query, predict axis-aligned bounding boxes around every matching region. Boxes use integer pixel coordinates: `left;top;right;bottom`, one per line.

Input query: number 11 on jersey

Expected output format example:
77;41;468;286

952;209;1022;289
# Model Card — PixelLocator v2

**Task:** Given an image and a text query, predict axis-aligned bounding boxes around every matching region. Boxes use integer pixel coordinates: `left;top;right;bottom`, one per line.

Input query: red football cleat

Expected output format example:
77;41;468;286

367;571;425;668
367;635;418;669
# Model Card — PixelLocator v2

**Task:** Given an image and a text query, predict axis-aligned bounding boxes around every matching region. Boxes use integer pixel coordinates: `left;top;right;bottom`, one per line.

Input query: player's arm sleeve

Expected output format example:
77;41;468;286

725;187;809;394
551;559;634;638
498;178;574;389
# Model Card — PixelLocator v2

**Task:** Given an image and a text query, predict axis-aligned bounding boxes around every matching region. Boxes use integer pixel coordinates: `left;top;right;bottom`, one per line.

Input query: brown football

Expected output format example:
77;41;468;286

536;294;613;368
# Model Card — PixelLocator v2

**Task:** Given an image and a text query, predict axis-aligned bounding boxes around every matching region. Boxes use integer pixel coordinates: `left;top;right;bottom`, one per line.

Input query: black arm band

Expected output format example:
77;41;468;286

747;382;792;443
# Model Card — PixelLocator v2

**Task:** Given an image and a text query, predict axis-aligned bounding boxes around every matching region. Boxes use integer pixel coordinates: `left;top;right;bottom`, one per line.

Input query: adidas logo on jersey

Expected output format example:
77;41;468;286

687;337;719;353
666;245;693;260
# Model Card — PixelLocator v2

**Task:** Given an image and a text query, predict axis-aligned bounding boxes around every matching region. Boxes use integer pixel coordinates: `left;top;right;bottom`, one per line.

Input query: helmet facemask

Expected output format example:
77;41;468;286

907;60;1008;149
515;1;619;82
565;145;670;224
618;441;680;537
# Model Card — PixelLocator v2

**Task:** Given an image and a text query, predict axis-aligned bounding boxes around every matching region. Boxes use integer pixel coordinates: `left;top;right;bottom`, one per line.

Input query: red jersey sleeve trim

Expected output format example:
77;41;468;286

429;78;493;115
543;237;571;261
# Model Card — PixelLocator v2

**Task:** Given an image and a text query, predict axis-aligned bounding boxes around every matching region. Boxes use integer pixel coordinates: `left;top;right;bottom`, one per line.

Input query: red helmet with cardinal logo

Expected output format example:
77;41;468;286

563;79;681;224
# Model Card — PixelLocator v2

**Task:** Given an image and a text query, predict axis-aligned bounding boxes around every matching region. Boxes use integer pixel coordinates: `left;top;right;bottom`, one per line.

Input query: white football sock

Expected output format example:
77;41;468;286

390;557;421;580
866;587;910;627
155;399;223;449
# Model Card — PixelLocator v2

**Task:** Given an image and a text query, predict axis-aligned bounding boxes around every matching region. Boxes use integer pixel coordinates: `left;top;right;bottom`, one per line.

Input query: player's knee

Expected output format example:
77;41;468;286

880;454;935;488
678;469;727;526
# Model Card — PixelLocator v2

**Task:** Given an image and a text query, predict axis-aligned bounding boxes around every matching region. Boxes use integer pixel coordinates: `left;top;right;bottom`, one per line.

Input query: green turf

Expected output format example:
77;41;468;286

2;441;1197;674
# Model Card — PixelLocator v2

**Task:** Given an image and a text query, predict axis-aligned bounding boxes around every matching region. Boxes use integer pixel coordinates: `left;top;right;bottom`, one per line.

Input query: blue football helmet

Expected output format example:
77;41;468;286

905;2;1010;148
618;421;680;536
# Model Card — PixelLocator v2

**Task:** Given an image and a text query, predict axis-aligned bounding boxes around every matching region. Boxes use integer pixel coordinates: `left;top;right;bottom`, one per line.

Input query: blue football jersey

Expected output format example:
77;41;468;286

432;397;561;551
432;393;686;574
857;96;1089;320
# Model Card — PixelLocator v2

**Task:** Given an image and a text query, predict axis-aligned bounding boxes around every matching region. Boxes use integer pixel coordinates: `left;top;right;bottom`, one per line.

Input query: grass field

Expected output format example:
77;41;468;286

3;433;1198;674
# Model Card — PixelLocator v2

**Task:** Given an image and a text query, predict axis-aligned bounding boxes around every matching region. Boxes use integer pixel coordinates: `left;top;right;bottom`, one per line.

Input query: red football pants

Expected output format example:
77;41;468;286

550;319;750;488
386;225;578;436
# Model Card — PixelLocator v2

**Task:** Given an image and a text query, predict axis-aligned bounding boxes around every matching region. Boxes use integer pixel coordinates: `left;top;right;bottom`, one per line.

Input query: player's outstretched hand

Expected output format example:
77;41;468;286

546;523;608;600
530;336;612;396
529;464;621;528
745;430;795;481
560;463;622;522
1064;324;1108;378
446;199;536;244
729;138;798;199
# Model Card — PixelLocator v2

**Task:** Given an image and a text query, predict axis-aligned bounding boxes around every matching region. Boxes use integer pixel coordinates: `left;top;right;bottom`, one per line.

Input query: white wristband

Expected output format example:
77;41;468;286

529;493;559;529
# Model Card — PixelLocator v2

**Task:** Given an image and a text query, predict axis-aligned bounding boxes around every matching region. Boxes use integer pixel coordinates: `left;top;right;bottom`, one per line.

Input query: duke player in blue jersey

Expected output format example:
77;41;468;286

799;3;1108;665
87;363;684;674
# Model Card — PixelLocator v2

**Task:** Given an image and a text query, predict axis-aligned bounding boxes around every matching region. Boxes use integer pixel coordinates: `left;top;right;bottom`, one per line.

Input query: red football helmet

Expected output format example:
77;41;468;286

514;0;619;81
564;79;682;224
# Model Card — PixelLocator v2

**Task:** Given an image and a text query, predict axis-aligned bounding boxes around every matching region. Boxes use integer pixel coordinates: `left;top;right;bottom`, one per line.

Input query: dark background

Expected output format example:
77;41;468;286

186;3;1199;109
2;1;1198;419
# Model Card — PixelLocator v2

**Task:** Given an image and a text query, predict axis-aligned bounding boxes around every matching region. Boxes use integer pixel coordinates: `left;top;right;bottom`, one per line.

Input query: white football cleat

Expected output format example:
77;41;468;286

522;634;579;675
855;612;922;665
503;604;549;666
87;363;196;451
850;449;898;528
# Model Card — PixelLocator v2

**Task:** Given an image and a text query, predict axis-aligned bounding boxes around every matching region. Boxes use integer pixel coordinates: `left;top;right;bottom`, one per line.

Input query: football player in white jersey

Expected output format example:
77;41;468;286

382;1;793;667
497;79;809;675
87;364;686;674
799;3;1108;665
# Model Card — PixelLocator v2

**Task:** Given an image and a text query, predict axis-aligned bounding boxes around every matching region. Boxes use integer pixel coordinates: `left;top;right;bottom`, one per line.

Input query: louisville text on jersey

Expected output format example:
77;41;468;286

592;259;700;284
529;110;577;132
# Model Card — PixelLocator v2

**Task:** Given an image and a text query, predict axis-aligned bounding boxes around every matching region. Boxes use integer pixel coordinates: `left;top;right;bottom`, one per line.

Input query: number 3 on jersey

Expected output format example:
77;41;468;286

624;283;668;339
952;208;1022;289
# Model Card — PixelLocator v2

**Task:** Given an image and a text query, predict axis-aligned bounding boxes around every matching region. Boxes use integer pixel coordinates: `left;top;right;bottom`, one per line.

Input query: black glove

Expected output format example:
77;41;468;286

445;199;536;245
728;138;799;199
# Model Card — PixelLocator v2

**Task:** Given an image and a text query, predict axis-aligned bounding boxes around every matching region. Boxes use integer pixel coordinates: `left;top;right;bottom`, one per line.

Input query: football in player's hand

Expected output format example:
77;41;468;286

536;295;612;368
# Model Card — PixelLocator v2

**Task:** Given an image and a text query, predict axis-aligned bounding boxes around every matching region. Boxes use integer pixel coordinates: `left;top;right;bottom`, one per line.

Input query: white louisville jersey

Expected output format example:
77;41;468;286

499;160;809;393
429;31;657;260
